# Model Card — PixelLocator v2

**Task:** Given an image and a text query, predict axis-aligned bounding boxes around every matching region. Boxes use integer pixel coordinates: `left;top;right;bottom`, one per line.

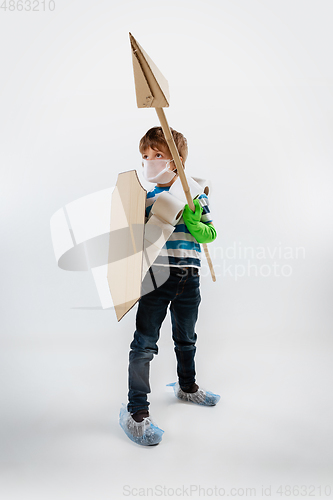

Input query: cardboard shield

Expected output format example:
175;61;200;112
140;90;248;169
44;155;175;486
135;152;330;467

107;170;146;322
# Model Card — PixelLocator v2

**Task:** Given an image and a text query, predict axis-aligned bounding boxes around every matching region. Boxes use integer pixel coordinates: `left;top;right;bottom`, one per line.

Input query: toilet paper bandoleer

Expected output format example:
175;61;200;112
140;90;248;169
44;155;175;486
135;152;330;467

142;175;217;279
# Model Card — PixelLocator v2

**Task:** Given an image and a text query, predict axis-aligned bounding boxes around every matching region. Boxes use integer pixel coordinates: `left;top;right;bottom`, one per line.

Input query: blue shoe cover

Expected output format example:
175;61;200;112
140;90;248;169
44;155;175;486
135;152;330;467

167;382;220;406
119;404;164;446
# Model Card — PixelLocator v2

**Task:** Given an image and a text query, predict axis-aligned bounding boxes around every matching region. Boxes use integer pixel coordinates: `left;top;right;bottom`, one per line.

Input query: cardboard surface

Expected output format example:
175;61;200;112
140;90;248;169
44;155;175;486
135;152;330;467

129;32;170;108
107;170;146;321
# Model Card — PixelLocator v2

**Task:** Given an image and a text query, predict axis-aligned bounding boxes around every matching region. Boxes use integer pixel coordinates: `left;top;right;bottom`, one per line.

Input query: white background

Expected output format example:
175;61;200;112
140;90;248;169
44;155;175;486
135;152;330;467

1;1;333;499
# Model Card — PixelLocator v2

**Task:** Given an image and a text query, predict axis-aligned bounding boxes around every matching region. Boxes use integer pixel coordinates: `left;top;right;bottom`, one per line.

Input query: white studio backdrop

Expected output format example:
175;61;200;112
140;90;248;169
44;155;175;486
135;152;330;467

1;1;333;499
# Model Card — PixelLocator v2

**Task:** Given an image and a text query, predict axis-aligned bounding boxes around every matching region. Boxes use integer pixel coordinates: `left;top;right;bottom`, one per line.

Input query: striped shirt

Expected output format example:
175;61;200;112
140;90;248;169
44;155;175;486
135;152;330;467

146;185;213;268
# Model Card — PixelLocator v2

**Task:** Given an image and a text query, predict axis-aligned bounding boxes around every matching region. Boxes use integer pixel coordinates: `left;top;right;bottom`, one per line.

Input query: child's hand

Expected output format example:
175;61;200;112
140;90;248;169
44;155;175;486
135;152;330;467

182;199;203;226
182;199;217;244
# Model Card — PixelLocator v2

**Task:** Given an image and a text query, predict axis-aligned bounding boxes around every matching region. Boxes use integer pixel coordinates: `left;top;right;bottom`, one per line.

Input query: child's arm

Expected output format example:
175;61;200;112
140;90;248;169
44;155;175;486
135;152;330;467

182;199;217;244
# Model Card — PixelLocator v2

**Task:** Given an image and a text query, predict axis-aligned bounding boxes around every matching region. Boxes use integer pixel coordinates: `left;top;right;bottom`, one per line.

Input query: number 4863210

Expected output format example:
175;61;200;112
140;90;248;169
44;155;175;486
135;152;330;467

0;0;55;11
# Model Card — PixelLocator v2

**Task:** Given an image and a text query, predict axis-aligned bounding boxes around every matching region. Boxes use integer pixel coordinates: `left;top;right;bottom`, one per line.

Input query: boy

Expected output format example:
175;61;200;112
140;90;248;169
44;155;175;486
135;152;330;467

119;126;220;446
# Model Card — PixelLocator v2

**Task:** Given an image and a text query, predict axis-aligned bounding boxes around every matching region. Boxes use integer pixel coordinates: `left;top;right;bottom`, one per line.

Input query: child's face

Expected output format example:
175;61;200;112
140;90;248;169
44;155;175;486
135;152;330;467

141;145;180;187
141;145;172;162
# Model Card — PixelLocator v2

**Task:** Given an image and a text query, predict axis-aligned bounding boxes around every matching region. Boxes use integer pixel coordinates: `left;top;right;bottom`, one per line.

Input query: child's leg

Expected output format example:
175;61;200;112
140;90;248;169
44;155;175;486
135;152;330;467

128;286;171;414
169;271;201;391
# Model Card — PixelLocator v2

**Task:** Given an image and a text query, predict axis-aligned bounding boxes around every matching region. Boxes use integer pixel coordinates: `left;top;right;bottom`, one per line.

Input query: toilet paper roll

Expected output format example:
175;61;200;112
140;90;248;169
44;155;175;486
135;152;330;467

151;191;184;225
142;214;175;279
169;176;206;203
192;177;211;197
141;191;185;279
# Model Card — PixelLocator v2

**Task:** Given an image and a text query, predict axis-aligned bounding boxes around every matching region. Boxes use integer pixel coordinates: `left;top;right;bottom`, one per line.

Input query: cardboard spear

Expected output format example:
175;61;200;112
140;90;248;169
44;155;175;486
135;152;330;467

129;33;216;282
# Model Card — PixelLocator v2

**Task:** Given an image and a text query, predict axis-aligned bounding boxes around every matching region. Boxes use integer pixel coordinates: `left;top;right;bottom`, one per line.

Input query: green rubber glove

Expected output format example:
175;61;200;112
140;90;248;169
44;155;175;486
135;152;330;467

182;199;217;243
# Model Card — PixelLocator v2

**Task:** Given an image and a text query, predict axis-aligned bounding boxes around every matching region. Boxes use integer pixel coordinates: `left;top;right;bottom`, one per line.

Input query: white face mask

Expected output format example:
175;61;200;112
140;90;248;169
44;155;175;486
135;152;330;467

142;159;176;184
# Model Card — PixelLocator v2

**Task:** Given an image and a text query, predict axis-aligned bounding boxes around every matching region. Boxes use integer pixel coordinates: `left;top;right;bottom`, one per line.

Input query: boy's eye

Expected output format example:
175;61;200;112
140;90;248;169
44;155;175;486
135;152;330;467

156;153;163;158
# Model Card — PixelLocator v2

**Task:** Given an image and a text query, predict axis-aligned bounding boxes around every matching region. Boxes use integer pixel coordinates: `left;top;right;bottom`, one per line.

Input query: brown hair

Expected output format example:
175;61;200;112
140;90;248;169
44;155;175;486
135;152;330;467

139;126;188;164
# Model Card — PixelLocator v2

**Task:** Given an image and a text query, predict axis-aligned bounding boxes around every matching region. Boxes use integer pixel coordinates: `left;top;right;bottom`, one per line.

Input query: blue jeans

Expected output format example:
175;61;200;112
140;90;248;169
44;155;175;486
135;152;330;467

127;266;201;414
